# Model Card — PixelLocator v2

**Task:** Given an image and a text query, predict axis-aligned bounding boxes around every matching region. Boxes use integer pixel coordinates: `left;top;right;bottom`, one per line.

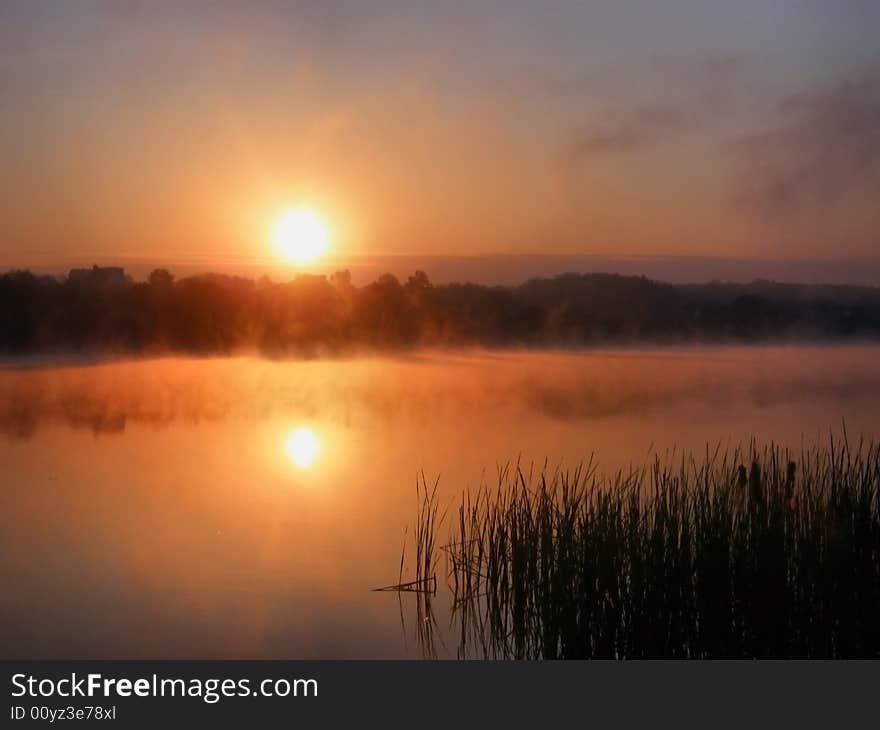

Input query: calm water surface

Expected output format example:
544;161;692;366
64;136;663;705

2;346;879;658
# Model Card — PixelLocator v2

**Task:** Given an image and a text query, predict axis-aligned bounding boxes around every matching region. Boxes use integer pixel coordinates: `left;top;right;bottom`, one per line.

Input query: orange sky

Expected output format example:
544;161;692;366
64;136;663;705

1;2;879;279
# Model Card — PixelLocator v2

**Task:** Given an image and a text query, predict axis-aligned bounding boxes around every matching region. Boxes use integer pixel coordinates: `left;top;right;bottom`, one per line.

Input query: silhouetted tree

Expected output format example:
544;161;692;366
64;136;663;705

149;268;175;289
1;268;879;355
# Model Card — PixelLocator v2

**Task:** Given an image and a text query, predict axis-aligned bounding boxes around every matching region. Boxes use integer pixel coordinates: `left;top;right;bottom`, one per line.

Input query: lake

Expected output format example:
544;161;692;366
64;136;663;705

2;345;879;658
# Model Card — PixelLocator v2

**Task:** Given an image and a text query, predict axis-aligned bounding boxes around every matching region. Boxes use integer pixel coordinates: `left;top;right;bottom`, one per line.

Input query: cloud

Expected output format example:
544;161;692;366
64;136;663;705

561;54;745;161
566;103;692;156
733;73;880;216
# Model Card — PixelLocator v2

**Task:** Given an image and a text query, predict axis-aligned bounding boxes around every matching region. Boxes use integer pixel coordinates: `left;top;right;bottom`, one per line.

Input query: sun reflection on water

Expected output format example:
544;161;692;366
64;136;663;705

285;426;320;468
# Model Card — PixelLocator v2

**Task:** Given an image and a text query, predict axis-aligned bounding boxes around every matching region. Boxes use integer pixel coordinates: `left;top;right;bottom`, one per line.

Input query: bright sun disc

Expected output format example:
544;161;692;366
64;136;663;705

271;208;329;265
285;426;320;468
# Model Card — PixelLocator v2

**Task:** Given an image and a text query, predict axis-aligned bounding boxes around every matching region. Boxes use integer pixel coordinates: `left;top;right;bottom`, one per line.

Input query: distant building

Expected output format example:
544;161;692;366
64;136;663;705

67;266;127;289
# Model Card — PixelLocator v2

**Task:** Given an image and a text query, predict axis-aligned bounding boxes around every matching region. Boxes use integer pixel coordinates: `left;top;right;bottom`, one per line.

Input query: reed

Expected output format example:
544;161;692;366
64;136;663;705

427;440;880;658
375;474;444;658
375;473;441;594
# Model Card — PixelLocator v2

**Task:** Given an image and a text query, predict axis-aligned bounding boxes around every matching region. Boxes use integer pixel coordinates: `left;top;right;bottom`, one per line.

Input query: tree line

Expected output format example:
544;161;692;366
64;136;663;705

1;266;879;355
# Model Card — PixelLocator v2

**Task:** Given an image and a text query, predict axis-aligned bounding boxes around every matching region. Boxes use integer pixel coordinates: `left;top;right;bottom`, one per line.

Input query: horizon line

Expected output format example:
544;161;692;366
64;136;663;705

5;262;880;291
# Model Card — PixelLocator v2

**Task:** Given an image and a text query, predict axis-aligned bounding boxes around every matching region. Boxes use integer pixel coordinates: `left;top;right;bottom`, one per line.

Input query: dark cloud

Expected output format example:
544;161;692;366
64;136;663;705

561;54;745;161
733;73;880;216
566;103;692;156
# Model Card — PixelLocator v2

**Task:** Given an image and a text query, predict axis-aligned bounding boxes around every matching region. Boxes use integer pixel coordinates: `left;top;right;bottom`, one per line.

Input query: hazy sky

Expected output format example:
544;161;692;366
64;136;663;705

1;1;878;276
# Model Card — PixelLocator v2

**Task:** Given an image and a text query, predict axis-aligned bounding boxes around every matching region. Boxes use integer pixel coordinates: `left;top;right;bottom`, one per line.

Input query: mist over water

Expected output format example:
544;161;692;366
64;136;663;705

2;345;880;439
1;345;879;658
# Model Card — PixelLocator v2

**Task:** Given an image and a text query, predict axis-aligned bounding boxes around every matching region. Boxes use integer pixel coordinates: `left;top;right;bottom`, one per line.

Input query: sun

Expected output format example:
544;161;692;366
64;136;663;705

271;207;330;265
285;426;320;468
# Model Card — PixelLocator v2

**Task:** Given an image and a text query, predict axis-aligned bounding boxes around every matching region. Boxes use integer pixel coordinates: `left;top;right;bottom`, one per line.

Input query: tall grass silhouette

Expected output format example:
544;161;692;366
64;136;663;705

423;440;880;658
375;475;444;657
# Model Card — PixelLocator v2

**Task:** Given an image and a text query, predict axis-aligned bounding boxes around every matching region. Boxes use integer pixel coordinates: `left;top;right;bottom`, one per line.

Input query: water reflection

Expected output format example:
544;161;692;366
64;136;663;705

4;347;880;442
285;426;320;468
3;348;880;658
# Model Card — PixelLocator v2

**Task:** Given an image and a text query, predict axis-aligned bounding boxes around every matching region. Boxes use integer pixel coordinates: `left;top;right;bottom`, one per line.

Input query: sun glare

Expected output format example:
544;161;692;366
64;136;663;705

285;426;320;468
271;207;330;265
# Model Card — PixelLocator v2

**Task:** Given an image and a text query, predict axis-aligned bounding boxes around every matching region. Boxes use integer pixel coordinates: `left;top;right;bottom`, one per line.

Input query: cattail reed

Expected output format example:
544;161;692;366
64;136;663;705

421;440;880;658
